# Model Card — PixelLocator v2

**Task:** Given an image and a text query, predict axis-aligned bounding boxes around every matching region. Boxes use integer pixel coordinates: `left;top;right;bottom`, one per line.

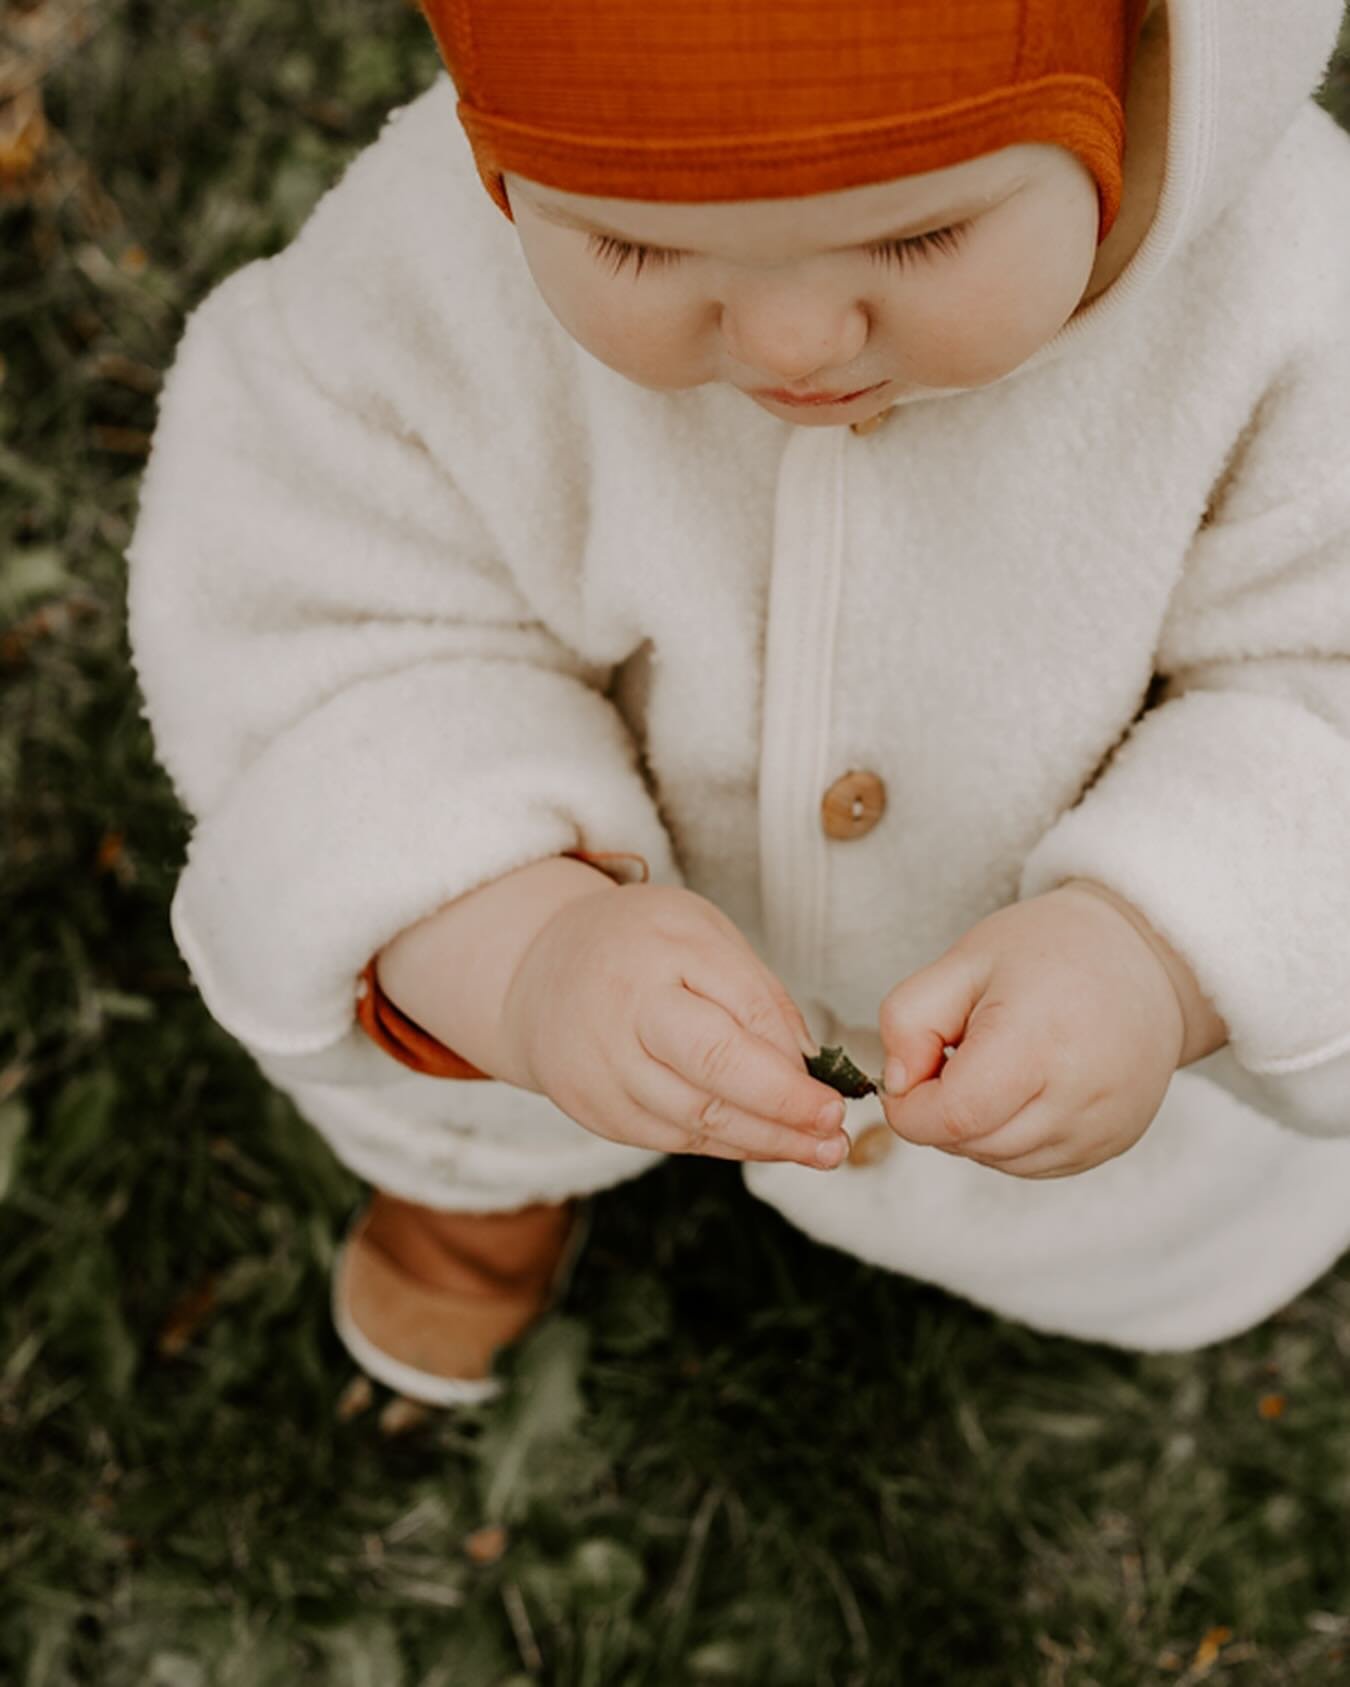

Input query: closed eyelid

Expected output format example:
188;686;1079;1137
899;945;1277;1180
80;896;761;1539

584;219;974;278
585;219;971;260
523;176;1022;254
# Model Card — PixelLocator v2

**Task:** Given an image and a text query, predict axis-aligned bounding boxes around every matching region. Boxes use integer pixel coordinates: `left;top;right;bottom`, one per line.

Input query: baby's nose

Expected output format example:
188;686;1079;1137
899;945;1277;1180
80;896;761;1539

718;288;868;380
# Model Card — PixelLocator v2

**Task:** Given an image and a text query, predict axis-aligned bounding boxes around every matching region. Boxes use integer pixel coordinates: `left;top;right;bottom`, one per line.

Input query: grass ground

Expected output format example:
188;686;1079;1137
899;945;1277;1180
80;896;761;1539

4;3;1350;1682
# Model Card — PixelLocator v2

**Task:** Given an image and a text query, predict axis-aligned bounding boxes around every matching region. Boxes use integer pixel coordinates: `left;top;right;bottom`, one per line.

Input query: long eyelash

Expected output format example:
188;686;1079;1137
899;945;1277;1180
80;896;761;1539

871;220;972;269
586;220;973;279
586;235;683;278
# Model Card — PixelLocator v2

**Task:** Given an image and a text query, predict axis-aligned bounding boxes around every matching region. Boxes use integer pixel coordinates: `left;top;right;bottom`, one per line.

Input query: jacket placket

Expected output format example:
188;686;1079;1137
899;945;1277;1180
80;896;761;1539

757;424;851;998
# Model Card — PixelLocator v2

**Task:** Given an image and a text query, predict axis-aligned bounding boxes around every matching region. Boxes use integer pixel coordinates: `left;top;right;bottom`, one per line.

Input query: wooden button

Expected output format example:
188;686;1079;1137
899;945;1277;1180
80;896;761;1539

848;1122;894;1166
850;408;892;437
821;770;886;840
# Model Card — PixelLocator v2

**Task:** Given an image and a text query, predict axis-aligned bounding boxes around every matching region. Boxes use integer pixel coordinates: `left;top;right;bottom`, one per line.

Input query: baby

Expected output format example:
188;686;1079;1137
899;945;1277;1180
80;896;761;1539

126;0;1350;1406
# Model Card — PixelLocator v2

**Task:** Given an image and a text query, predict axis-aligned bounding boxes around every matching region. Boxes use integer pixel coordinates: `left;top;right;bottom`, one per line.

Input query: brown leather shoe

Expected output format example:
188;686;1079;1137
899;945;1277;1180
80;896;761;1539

331;1193;590;1406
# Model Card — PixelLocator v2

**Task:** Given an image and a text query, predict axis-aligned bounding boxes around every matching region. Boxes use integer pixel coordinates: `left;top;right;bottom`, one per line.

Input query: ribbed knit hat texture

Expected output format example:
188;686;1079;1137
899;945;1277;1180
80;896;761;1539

420;0;1151;243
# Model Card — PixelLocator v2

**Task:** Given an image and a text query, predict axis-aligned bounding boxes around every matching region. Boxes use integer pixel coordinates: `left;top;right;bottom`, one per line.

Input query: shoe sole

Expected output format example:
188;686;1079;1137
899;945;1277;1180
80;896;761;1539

330;1197;593;1409
330;1249;503;1406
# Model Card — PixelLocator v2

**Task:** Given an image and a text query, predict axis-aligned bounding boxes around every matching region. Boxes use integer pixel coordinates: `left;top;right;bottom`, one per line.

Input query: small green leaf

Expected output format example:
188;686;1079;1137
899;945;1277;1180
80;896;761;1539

313;1616;404;1687
0;1097;30;1200
91;988;156;1022
44;1070;120;1182
146;1654;207;1687
804;1044;882;1098
476;1317;589;1522
687;1638;756;1679
596;1271;673;1356
567;1537;646;1613
0;546;75;624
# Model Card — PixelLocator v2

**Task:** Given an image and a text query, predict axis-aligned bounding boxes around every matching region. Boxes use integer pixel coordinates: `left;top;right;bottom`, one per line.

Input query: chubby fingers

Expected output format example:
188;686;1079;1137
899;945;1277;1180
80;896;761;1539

621;1087;851;1169
635;987;849;1167
879;946;1038;1152
881;1009;1046;1152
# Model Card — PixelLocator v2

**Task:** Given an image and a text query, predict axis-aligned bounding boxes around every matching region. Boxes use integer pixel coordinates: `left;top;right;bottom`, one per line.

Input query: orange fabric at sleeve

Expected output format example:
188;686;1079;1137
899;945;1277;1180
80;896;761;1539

355;848;651;1079
356;955;495;1079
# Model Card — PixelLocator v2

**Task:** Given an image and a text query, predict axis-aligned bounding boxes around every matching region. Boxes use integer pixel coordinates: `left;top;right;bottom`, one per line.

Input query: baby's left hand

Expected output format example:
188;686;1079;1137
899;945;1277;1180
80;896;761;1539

877;885;1187;1179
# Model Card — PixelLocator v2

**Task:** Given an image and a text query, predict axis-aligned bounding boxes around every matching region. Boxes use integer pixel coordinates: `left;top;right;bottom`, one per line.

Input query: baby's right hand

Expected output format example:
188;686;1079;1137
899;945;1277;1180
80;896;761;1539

498;884;851;1170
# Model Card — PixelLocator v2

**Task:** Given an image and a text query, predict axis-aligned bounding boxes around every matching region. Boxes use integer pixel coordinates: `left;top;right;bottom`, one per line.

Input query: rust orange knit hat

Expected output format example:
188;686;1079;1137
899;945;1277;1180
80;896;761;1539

419;0;1151;244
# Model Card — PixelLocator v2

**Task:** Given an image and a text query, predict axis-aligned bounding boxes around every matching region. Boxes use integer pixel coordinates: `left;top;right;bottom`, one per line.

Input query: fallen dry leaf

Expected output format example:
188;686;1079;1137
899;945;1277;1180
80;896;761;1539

0;86;47;193
463;1523;509;1564
95;831;125;874
156;1279;217;1356
336;1375;374;1422
90;425;151;457
1190;1625;1233;1676
378;1395;432;1436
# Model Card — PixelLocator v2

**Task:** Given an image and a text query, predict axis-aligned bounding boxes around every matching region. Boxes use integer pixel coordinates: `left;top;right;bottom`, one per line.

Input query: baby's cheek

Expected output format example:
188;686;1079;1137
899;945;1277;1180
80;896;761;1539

512;242;628;368
545;274;686;384
586;294;697;385
905;265;1066;388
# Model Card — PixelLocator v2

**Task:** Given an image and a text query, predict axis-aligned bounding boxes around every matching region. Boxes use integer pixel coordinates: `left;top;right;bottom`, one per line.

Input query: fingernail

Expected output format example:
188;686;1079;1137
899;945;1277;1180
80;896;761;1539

884;1059;907;1094
798;1029;821;1060
816;1136;847;1168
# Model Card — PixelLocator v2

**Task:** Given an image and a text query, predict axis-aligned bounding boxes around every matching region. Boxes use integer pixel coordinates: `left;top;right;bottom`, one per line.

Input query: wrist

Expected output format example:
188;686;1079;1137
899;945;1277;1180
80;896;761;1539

375;856;620;1085
1055;879;1229;1068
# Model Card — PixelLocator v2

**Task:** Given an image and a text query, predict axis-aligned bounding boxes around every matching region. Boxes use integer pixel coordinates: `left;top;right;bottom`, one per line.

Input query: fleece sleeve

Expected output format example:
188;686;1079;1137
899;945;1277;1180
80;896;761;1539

1018;335;1350;1137
125;256;682;1085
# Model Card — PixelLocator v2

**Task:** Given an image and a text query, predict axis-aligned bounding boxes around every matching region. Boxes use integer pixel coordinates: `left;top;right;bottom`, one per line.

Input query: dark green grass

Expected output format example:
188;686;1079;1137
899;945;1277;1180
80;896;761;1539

4;3;1350;1681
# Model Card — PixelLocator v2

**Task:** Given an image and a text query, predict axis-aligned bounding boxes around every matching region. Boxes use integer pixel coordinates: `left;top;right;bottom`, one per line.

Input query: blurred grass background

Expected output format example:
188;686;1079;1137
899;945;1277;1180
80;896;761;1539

3;3;1350;1683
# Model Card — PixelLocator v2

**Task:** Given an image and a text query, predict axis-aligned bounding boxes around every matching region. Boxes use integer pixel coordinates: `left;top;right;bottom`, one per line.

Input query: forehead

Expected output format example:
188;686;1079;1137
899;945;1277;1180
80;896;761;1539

507;144;1049;258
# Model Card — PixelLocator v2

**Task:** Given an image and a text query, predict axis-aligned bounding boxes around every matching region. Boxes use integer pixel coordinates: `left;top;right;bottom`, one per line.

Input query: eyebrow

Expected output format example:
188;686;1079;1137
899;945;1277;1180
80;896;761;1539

520;182;1020;253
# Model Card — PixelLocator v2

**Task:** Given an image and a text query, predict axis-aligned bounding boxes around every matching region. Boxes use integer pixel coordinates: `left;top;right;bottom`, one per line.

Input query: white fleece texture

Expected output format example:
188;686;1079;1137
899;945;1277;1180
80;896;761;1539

126;0;1350;1346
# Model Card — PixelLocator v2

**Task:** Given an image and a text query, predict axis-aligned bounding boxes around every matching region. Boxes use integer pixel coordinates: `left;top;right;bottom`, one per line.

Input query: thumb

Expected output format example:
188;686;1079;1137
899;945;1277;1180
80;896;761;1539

878;945;988;1097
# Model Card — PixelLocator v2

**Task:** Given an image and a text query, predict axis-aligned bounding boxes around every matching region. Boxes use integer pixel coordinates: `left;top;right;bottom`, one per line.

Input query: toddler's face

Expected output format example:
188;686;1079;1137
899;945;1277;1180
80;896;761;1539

504;142;1100;425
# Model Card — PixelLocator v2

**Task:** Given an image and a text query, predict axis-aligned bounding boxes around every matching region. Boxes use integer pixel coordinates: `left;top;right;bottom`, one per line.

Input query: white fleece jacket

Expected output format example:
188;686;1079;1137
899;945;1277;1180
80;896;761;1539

127;0;1350;1349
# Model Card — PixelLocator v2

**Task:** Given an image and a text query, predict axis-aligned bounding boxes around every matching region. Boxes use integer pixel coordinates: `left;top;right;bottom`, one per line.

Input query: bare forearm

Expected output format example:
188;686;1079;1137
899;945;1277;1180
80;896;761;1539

374;855;621;1085
1059;878;1229;1068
